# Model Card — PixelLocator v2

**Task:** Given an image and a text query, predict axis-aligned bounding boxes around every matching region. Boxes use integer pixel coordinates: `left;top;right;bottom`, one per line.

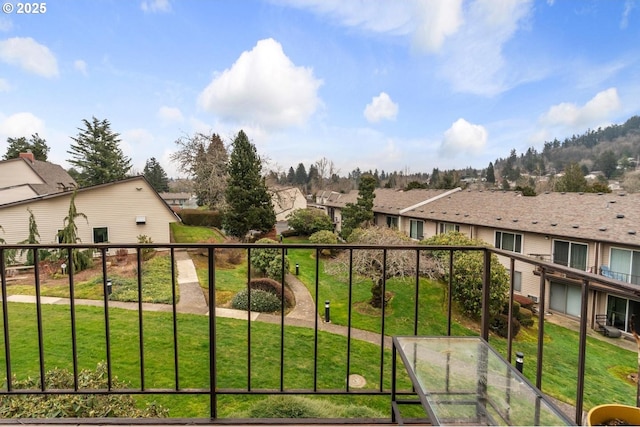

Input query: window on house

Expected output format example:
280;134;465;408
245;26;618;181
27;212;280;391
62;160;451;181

511;271;522;292
609;248;640;285
495;231;522;253
56;229;63;244
553;240;588;271
93;227;109;244
386;216;398;229
438;223;460;234
409;220;424;240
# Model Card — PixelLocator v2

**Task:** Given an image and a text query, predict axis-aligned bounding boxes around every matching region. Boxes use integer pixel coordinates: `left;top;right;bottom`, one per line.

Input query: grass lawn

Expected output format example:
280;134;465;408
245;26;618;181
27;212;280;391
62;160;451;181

0;302;406;418
170;222;225;243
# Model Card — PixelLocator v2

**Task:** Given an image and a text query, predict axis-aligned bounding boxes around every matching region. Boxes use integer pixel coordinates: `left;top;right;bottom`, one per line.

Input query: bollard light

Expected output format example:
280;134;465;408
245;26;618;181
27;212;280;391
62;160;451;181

325;300;331;323
295;263;299;275
515;351;524;373
106;279;113;296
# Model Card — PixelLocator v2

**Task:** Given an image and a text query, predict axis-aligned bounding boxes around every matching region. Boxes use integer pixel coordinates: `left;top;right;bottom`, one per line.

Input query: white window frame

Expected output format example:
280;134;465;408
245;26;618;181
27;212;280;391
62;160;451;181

409;219;424;240
553;239;588;271
495;231;523;253
93;226;109;244
609;247;640;285
438;222;460;234
386;216;398;229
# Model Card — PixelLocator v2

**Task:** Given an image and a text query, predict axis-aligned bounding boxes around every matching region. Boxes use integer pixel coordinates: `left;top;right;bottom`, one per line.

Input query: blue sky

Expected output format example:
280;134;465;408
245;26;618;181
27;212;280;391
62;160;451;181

1;0;639;179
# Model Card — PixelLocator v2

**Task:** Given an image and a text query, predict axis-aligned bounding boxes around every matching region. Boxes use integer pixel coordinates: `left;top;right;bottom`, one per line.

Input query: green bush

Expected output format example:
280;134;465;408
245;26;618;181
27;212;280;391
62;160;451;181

177;209;222;228
309;230;338;256
287;208;334;236
250;238;289;280
249;278;295;307
422;232;509;319
490;314;521;338
0;362;167;418
137;234;155;261
231;289;282;313
518;307;534;328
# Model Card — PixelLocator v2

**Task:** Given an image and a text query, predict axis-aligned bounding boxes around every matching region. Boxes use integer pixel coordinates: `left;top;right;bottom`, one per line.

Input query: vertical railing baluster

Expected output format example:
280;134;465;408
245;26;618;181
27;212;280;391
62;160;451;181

279;247;286;392
481;249;491;340
208;246;217;419
379;249;387;392
170;247;179;390
536;269;547;390
313;248;320;392
447;250;454;336
100;247;112;390
413;249;420;336
67;247;79;391
346;248;353;391
246;247;252;392
0;248;11;392
507;258;515;362
137;248;145;390
314;247;320;392
576;278;589;425
33;248;45;391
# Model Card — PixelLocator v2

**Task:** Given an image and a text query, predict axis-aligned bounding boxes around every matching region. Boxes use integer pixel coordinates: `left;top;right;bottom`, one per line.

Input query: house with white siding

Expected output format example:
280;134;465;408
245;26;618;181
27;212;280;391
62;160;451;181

316;187;640;336
0;155;180;248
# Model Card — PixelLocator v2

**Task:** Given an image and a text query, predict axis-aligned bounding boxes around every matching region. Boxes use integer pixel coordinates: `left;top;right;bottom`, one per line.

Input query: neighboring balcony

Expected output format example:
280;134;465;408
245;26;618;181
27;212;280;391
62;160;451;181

0;242;638;425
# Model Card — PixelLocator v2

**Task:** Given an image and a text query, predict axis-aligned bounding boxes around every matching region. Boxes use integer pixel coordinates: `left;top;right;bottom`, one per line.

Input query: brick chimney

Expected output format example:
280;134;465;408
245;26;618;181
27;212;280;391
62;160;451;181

19;152;35;163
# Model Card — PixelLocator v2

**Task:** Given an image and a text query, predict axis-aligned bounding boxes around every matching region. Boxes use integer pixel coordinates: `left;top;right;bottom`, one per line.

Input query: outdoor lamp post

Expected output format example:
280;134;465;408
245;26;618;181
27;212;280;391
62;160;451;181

295;263;299;275
106;279;112;296
515;351;524;373
325;300;330;323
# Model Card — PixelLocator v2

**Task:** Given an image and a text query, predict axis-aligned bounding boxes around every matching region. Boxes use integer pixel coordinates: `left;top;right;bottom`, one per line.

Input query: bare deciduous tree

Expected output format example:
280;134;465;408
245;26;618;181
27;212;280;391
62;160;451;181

170;132;228;209
326;226;441;308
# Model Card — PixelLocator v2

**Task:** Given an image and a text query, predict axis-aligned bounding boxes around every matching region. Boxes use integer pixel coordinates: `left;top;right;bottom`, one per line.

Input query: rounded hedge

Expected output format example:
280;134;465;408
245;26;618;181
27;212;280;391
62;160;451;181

231;289;282;313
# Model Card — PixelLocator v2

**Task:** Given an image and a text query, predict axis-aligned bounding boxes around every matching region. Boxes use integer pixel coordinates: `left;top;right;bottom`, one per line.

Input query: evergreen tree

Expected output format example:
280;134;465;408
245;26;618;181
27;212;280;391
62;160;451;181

57;191;92;272
18;208;41;266
340;174;376;239
67;117;132;187
3;134;50;161
486;162;496;184
294;163;307;185
143;157;170;192
223;130;276;239
286;167;296;184
555;163;588;192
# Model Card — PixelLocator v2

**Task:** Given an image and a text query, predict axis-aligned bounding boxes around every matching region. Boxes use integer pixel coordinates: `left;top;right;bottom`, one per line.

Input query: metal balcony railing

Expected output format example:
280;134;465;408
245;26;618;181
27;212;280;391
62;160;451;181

0;242;637;425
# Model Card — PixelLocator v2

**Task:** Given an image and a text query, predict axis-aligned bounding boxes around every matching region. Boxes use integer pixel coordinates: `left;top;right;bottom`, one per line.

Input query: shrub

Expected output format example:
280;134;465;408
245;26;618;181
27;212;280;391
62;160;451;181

177;209;223;227
518;307;535;328
287;208;334;236
490;314;521;338
115;248;128;263
249;278;295;307
231;288;282;313
137;235;155;261
309;230;338;256
250;238;289;280
422;232;509;319
0;362;167;418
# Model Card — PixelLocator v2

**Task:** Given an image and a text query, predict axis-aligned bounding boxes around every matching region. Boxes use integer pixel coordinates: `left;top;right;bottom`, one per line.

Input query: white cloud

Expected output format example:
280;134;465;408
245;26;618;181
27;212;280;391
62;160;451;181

0;37;58;78
539;88;621;128
279;0;462;53
280;0;535;96
74;59;88;76
198;38;323;130
141;0;171;13
0;112;45;139
0;78;10;92
157;106;184;124
621;0;635;29
439;118;488;156
0;17;12;32
364;92;398;123
123;128;155;146
438;0;535;96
